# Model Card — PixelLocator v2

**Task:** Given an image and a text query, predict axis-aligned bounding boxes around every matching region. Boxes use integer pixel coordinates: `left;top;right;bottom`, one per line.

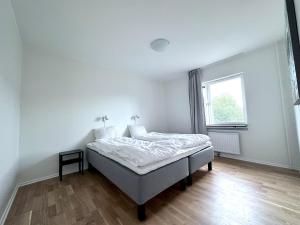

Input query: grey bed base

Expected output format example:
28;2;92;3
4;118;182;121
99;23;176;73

86;146;214;220
188;146;214;185
86;148;189;221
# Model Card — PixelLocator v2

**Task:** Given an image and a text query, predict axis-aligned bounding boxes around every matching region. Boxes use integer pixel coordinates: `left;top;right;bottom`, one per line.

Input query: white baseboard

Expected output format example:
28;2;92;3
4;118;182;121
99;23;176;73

217;153;291;169
19;167;87;187
0;185;19;225
19;173;58;187
0;167;87;225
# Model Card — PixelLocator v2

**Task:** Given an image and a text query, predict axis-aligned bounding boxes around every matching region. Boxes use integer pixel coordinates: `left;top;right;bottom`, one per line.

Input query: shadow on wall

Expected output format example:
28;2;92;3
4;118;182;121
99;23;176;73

122;126;130;137
74;129;94;150
20;130;94;183
93;123;132;138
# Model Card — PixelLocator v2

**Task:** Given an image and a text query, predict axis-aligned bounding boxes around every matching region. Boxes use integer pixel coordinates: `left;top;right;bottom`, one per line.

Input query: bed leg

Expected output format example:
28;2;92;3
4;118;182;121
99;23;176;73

137;204;146;221
88;162;93;171
208;162;212;171
187;174;192;186
180;178;187;191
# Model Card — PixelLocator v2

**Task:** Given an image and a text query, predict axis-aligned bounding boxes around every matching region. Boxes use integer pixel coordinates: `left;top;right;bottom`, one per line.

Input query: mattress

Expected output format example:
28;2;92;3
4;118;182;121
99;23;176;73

87;137;212;175
135;132;210;148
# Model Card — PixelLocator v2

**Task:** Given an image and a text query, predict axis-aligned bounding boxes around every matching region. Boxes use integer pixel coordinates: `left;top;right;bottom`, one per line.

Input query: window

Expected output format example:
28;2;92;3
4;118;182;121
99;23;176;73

203;73;247;127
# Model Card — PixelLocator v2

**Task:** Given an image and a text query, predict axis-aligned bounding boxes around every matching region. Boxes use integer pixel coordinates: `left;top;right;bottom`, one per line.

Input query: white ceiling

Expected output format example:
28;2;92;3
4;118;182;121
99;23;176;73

12;0;285;80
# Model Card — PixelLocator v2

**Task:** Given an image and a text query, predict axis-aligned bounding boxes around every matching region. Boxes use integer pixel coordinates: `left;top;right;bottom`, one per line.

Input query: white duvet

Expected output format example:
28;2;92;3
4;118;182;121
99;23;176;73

87;135;212;174
135;132;210;148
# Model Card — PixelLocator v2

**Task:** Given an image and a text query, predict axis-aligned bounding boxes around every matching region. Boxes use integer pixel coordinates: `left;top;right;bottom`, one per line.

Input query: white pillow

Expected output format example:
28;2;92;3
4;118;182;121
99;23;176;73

94;126;117;140
128;125;147;138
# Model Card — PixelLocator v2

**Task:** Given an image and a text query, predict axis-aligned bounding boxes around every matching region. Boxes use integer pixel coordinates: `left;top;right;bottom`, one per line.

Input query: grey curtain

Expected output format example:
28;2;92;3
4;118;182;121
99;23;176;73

188;69;207;134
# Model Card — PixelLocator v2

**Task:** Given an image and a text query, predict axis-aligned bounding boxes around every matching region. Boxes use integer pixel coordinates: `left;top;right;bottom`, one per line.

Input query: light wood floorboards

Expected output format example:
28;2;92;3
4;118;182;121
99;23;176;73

4;158;300;225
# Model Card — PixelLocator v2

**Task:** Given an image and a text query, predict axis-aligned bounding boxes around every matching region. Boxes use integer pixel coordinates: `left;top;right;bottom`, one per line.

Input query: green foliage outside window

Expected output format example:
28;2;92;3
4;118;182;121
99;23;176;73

211;95;244;124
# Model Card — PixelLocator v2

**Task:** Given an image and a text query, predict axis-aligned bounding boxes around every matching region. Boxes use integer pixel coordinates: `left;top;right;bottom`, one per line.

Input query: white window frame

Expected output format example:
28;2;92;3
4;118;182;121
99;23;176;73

203;72;248;127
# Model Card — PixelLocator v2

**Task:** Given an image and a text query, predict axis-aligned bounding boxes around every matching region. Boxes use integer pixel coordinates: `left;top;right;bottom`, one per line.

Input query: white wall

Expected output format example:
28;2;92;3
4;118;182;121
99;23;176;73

0;0;22;221
19;46;167;183
164;42;300;169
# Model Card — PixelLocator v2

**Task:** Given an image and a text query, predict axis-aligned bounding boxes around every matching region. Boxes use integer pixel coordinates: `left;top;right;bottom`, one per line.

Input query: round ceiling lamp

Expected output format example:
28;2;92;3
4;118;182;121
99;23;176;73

150;38;170;52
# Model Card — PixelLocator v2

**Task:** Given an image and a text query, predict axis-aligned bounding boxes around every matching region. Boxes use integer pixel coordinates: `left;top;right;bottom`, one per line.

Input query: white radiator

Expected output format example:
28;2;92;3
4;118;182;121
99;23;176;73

208;132;240;154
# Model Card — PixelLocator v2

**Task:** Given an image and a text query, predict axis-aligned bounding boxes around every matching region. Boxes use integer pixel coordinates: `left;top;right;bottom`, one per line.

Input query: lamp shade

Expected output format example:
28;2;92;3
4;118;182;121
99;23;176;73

150;38;170;52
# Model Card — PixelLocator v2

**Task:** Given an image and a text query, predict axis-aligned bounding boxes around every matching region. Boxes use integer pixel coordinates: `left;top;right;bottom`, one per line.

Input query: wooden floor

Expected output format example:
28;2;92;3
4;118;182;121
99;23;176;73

5;157;300;225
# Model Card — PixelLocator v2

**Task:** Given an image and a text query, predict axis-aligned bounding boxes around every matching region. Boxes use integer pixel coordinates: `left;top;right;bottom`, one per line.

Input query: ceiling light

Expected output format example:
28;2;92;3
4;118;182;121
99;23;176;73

150;38;170;52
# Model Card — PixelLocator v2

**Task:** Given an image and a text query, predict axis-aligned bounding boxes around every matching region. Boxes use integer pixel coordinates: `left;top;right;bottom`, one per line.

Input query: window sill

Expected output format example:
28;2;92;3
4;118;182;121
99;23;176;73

206;124;248;130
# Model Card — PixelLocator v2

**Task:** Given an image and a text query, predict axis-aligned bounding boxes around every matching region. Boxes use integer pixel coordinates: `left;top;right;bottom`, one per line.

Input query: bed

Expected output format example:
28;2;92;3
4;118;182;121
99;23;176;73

128;127;215;184
86;136;213;220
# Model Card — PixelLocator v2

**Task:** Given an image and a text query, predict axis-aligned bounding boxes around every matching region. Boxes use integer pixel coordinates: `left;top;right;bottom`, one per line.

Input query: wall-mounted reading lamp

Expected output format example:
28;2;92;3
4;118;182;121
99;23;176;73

131;115;140;124
99;115;109;127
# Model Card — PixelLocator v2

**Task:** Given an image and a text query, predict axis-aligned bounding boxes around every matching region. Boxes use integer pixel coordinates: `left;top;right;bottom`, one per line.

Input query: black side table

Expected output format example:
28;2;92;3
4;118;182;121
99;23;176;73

59;149;84;181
